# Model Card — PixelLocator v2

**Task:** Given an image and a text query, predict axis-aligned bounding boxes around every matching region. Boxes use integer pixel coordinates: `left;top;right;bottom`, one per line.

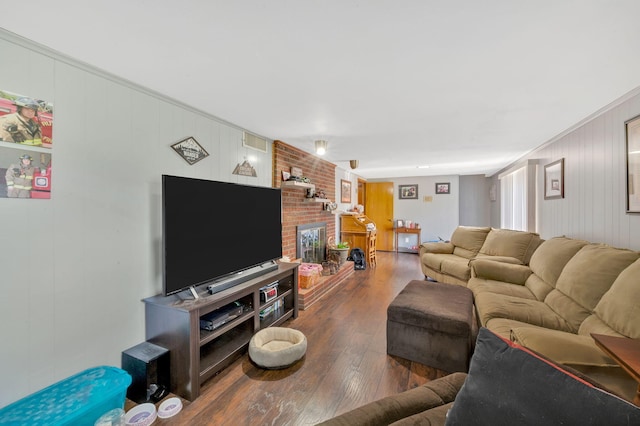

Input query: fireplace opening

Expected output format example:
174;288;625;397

297;222;327;263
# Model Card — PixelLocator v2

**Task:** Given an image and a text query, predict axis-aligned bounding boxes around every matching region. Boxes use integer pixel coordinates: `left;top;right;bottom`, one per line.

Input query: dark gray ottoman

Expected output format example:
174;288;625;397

387;280;475;372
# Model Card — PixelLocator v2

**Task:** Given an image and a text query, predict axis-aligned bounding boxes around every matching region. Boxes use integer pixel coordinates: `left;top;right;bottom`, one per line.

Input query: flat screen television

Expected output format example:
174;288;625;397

162;175;282;297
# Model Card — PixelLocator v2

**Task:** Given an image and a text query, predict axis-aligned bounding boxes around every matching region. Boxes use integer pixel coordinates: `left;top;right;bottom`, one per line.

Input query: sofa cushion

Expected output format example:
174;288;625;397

424;253;471;282
478;228;541;265
523;273;555;301
577;314;623;337
468;278;537;300
449;226;491;259
508;325;619;367
545;245;639;332
439;257;473;282
445;328;640;425
420;241;454;255
526;236;589;290
593;258;640;339
474;254;522;264
423;253;445;270
469;259;532;284
474;292;571;331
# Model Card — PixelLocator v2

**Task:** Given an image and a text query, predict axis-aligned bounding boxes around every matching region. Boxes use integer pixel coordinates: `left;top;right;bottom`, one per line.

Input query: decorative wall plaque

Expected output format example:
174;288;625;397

171;137;209;165
232;160;257;177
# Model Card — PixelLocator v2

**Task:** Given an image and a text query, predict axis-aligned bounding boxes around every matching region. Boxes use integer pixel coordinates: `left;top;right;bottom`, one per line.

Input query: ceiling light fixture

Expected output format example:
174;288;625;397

315;139;327;155
349;160;359;169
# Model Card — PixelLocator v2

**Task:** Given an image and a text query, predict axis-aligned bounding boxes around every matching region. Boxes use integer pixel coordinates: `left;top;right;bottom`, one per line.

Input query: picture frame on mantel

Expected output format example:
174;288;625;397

341;179;352;203
544;158;564;200
626;114;640;213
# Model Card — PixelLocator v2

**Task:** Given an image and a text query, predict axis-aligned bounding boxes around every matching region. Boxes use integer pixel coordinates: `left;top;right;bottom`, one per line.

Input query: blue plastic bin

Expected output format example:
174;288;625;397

0;366;131;426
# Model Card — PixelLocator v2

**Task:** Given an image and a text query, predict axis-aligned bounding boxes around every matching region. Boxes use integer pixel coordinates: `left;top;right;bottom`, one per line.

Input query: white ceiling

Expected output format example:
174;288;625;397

2;1;640;178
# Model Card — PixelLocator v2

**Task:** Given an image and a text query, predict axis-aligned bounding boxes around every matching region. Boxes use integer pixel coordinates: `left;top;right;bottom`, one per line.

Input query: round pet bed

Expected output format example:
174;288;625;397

249;327;307;369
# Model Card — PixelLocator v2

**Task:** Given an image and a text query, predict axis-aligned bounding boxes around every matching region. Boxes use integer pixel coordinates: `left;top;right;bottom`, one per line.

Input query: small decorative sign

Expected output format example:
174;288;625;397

171;137;209;165
291;166;303;178
232;160;257;177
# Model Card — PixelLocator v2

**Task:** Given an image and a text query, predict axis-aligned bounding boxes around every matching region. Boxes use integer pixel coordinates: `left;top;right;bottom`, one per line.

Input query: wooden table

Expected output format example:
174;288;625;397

591;333;640;406
395;227;421;253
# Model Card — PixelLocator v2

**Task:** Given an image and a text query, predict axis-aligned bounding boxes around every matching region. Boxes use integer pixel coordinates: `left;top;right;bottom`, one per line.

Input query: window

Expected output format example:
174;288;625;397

499;161;536;232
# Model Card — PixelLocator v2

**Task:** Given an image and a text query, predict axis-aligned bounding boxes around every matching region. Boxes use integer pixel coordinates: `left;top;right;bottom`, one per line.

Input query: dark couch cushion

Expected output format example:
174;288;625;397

445;328;640;425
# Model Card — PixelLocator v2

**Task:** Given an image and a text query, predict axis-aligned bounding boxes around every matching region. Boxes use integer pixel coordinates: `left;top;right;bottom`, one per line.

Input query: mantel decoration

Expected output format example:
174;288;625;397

341;179;352;203
171;136;209;165
544;158;564;200
399;184;419;199
626;114;640;212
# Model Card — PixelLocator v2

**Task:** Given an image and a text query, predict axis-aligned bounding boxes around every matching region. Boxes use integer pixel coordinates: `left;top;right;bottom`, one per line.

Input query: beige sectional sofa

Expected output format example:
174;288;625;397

468;236;640;399
419;226;542;285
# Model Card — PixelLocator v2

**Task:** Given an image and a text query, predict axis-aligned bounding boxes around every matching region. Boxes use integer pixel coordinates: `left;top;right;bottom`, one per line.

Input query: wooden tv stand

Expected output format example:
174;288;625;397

143;262;299;401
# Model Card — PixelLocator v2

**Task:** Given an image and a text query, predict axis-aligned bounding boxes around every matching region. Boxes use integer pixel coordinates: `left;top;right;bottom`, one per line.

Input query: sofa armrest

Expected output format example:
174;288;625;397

509;327;618;368
317;372;467;426
475;254;523;265
470;258;532;284
420;242;454;255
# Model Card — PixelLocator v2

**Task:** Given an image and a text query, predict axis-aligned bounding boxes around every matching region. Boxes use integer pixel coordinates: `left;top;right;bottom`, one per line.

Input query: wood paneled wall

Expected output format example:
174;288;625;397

0;30;273;407
492;89;640;250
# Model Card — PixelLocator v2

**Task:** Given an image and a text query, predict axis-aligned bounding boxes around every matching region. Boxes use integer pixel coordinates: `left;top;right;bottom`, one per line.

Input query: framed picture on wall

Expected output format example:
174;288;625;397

341;179;351;203
544;158;564;200
626;114;640;212
435;182;450;194
399;184;418;199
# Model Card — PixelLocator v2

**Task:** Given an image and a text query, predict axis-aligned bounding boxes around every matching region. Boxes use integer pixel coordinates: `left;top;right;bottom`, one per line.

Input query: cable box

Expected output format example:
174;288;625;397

200;302;244;331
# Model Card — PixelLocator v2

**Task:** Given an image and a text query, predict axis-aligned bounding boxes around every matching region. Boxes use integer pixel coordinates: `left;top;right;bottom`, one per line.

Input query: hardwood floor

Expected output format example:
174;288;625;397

163;252;448;425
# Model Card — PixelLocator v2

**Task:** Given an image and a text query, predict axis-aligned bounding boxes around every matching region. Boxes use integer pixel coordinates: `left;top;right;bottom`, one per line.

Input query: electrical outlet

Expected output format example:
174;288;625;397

424;196;433;202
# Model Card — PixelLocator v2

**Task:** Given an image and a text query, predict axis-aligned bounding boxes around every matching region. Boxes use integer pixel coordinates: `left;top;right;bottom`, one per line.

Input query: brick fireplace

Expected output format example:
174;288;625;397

273;140;336;259
273;140;354;309
297;222;327;263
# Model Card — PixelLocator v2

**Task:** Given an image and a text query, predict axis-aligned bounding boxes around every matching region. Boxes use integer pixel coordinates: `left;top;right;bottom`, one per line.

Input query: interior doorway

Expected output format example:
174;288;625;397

357;178;366;206
365;182;394;251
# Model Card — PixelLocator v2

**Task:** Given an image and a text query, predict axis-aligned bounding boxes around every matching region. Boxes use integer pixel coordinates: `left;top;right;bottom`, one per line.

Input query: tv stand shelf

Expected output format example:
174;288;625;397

143;262;299;401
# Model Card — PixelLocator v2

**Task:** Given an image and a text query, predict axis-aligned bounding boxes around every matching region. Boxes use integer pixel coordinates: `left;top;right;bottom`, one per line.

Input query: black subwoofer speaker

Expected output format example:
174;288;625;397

121;342;169;403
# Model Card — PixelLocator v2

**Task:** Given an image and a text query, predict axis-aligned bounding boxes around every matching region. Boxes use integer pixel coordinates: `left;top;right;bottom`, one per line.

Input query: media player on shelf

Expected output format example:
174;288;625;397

199;302;245;331
259;281;278;303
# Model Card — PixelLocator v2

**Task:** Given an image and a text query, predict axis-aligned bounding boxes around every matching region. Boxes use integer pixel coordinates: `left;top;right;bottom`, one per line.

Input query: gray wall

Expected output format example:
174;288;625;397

0;30;273;406
369;175;460;242
459;175;491;227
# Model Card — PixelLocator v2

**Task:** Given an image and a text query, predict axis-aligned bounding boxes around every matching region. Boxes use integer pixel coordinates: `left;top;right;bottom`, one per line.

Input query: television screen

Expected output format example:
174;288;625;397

162;175;282;296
